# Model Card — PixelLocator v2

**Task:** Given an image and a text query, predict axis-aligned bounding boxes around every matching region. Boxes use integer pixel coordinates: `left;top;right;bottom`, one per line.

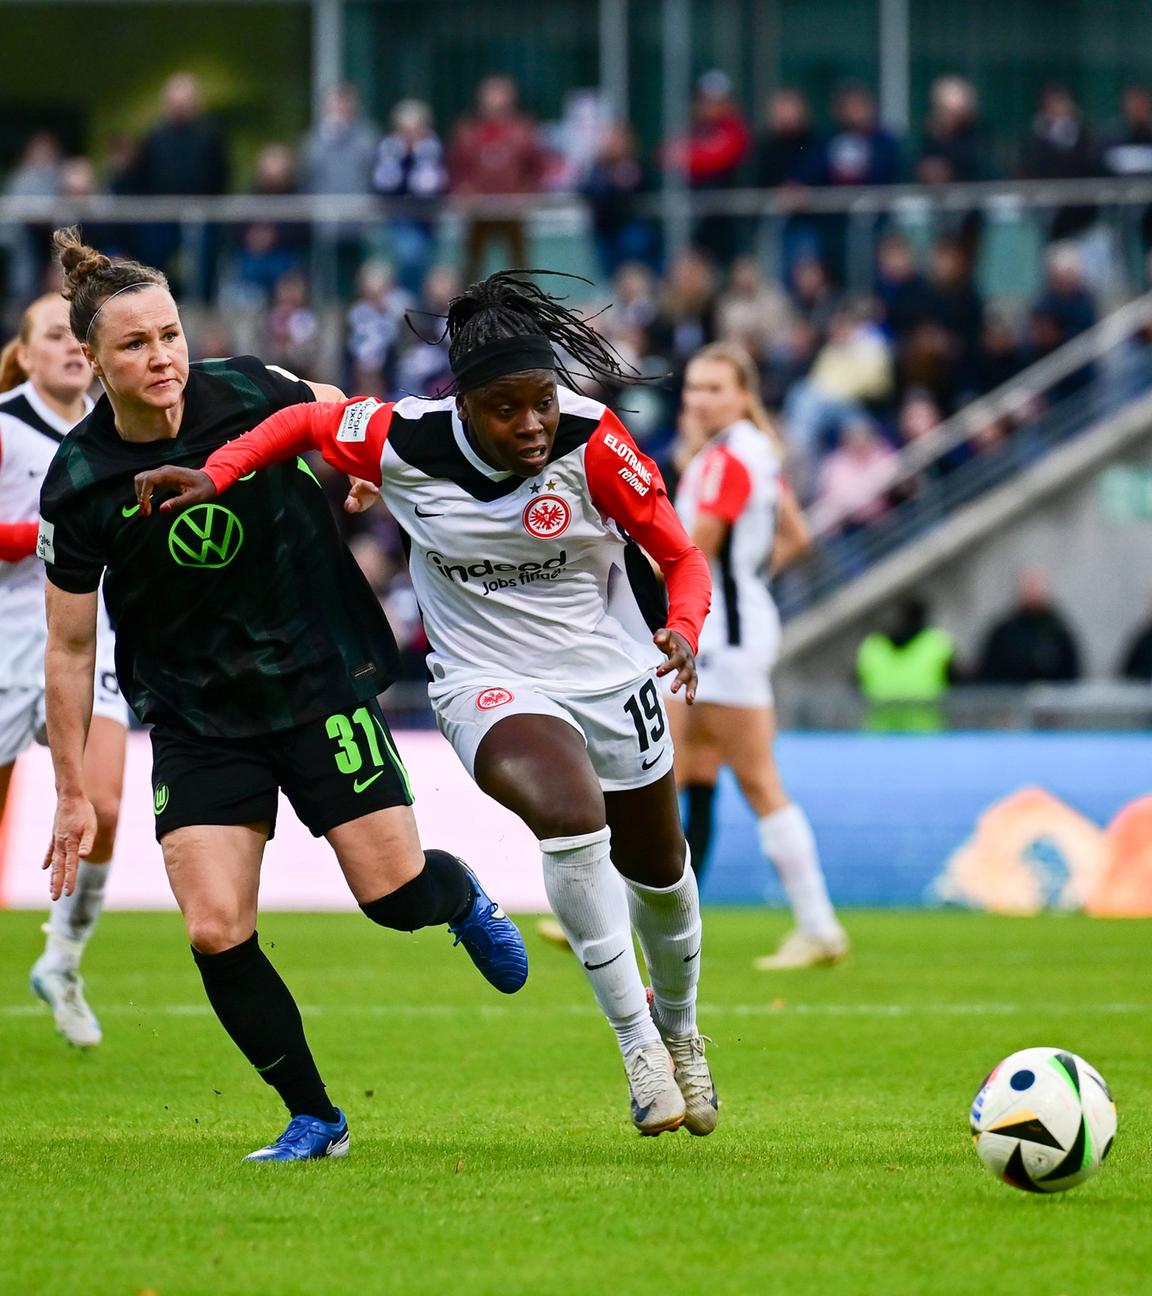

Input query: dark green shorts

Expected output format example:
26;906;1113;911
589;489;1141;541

149;697;413;841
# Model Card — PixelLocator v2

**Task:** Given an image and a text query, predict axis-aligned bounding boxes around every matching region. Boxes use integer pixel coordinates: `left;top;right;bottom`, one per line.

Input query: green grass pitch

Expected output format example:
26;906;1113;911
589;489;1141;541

1;909;1149;1296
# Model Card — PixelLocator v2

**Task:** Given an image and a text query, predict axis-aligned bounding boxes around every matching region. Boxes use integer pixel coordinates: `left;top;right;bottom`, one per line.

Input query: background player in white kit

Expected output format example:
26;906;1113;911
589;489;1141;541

135;272;721;1138
0;293;129;1044
669;342;849;969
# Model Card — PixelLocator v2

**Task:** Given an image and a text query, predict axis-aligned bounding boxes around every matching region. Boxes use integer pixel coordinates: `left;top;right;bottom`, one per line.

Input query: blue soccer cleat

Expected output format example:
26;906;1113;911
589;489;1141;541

449;867;529;994
244;1110;350;1163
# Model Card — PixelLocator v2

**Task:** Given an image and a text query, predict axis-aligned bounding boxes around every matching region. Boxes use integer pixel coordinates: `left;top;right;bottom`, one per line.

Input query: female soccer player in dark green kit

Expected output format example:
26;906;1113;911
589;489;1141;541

37;228;527;1163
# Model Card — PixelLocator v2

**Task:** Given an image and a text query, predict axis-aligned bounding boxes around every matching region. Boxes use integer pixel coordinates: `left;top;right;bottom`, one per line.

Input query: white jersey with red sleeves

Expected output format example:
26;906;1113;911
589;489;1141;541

675;418;781;653
354;387;694;699
0;382;93;688
202;383;710;699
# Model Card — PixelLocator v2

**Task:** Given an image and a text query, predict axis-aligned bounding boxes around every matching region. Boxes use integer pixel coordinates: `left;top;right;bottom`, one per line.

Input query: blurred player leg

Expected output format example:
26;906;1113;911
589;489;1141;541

682;785;717;879
668;694;722;880
755;805;848;967
30;603;129;1044
30;714;126;1046
716;705;848;969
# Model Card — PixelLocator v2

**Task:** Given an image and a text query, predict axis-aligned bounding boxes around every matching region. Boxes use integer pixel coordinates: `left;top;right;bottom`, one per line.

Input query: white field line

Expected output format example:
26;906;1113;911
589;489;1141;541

1;1001;1148;1019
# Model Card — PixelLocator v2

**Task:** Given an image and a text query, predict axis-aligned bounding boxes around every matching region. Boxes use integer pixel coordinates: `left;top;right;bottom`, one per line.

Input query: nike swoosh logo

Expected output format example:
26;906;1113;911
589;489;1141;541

414;504;444;517
353;771;385;793
584;950;625;971
122;503;141;518
641;749;666;770
683;945;701;963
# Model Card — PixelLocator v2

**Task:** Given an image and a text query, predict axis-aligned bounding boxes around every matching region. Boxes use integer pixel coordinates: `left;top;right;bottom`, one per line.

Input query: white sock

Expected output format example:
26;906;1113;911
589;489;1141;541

541;826;659;1058
624;852;701;1040
757;804;841;940
41;859;110;974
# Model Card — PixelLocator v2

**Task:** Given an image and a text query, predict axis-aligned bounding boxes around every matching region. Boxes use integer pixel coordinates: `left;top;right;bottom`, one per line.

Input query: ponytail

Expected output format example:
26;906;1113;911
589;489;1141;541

52;225;168;344
0;338;27;394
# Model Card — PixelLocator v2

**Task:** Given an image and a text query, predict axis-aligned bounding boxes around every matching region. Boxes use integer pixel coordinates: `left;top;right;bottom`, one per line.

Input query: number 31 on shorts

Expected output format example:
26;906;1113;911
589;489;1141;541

324;705;412;799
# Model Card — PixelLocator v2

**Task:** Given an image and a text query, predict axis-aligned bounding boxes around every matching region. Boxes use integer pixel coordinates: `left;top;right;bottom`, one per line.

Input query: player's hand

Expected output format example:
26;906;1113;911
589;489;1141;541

134;466;217;516
44;792;97;901
653;628;698;704
344;478;381;514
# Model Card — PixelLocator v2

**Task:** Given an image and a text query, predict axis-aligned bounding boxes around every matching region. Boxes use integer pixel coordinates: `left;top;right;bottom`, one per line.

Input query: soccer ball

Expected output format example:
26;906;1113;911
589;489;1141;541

970;1047;1117;1193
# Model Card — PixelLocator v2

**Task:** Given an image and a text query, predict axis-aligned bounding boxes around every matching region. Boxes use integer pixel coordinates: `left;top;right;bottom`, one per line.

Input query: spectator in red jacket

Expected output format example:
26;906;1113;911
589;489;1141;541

662;70;751;267
448;76;544;283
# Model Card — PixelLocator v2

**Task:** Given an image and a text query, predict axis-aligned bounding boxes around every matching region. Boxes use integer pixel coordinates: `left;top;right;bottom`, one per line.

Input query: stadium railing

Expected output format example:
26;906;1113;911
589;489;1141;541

774;289;1152;621
5;175;1152;306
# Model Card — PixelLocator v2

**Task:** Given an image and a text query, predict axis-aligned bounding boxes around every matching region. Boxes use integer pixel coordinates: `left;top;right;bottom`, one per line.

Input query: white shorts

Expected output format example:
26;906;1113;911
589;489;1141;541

91;620;130;728
434;671;675;793
692;642;775;709
0;622;128;766
0;688;43;766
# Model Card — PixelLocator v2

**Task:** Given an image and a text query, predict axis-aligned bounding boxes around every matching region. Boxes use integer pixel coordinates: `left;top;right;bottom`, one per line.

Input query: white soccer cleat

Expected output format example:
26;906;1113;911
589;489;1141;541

30;961;102;1048
753;927;850;971
665;1033;719;1136
624;1040;686;1136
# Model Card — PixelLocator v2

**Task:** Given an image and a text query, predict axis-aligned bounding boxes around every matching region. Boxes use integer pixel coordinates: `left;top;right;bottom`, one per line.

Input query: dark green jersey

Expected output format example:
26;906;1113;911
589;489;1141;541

38;356;399;738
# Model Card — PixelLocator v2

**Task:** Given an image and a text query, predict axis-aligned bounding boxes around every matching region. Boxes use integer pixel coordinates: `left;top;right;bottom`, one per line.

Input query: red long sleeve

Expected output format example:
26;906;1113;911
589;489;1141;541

0;519;39;562
585;412;711;654
202;397;393;494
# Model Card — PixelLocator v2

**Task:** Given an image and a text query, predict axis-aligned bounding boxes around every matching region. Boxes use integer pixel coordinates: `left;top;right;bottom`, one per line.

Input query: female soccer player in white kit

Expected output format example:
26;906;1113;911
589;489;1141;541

0;294;129;1043
669;342;848;969
135;272;720;1138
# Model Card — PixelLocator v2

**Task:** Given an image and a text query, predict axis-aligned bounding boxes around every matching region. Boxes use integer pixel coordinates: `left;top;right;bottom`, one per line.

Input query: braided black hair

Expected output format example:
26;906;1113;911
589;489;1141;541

440;270;645;394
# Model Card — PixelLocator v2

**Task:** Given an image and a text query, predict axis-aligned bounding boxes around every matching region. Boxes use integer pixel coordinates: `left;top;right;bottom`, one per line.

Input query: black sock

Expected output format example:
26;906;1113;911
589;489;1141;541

684;783;717;882
360;849;473;931
192;932;339;1123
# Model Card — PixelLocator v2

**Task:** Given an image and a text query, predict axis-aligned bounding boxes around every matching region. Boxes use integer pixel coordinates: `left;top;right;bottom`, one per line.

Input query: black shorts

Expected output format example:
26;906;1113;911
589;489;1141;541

149;697;413;841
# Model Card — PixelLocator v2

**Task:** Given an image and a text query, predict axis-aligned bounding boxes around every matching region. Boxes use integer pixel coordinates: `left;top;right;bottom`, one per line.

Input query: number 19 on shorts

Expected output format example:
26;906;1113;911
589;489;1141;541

623;679;666;752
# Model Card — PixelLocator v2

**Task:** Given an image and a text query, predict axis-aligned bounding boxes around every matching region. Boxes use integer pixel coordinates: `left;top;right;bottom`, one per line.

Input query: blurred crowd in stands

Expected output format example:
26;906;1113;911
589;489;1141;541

5;68;1152;687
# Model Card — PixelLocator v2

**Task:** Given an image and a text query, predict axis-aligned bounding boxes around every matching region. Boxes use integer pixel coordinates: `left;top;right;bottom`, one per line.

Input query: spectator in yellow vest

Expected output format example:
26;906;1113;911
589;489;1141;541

856;597;955;731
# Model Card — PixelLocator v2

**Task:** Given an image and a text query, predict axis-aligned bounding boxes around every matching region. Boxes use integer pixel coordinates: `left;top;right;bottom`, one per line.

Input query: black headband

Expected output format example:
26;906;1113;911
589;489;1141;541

451;334;556;393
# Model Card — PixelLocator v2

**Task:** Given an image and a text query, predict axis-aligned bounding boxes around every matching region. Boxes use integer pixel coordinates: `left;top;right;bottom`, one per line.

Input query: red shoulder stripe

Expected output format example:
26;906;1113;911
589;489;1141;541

585;411;711;653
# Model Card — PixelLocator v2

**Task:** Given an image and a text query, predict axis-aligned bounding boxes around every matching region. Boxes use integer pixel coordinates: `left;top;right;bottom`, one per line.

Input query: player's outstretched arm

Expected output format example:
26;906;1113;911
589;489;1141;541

135;398;392;517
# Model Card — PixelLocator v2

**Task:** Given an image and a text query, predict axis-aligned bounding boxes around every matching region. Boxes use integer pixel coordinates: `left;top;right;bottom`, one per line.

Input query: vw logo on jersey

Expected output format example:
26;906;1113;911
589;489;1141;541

477;687;514;710
522;493;571;539
168;503;245;569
